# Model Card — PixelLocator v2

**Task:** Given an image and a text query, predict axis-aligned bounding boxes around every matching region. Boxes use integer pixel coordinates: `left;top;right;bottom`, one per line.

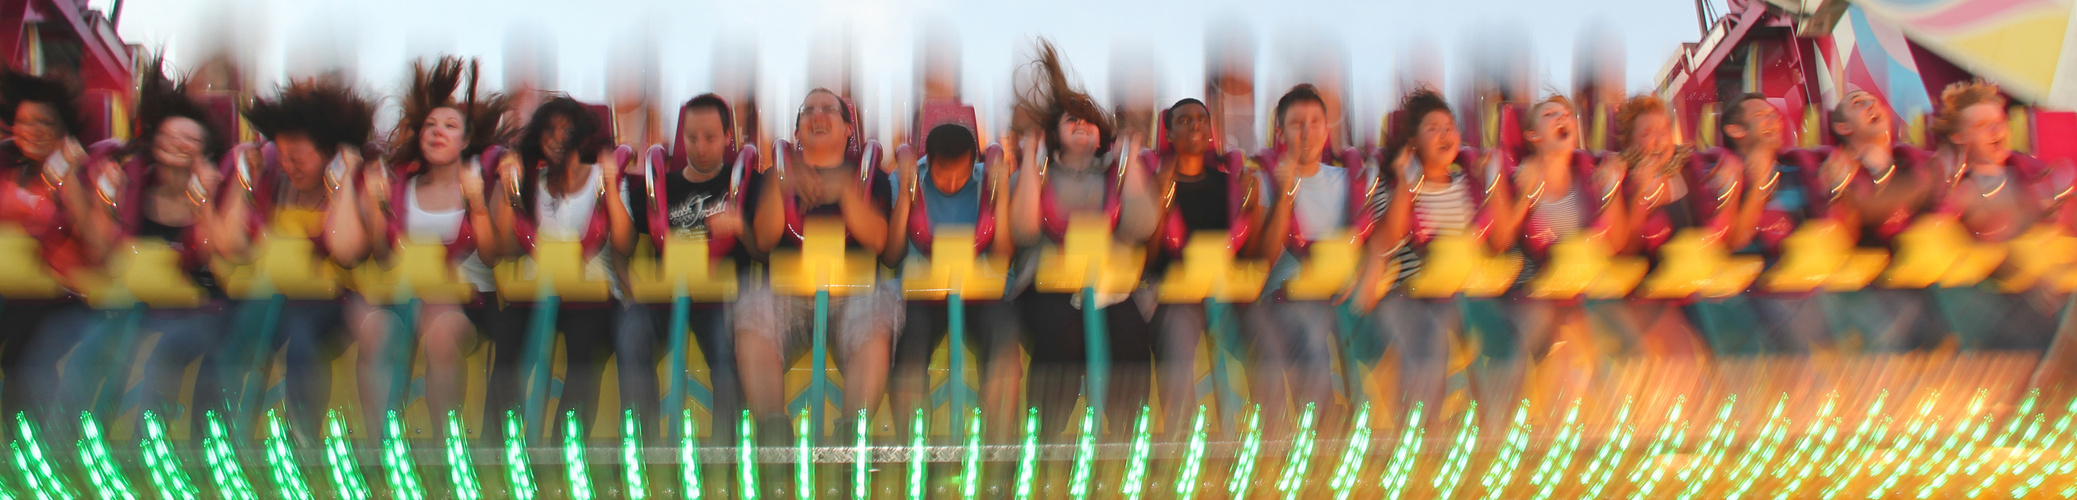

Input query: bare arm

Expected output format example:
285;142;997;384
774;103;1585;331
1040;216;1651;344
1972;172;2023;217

323;150;371;266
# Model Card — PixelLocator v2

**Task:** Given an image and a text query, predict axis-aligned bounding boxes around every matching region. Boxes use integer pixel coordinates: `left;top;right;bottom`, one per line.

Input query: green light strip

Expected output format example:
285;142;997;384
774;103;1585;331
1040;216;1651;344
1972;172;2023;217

1629;396;1688;498
621;409;648;500
1329;402;1373;500
1276;403;1319;499
137;410;192;500
1380;403;1424;500
1579;399;1633;498
1870;394;1945;498
323;410;371;499
737;410;756;500
1818;393;1891;500
1069;406;1096;499
908;408;926;500
1528;400;1582;500
1673;396;1737;500
1477;401;1531;498
380;410;427;500
503;410;537;500
1228;405;1263;499
963;407;984;500
794;408;811;500
200;411;254;500
563;410;595;500
1174;405;1209;500
854;408;870;500
262;410;315;500
1432;402;1479;500
679;410;701;500
1776;394;1840;498
1916;397;1989;499
444;410;482;500
1014;407;1039;500
1121;406;1153;500
1722;395;1789;499
76;412;136;500
2011;397;2076;498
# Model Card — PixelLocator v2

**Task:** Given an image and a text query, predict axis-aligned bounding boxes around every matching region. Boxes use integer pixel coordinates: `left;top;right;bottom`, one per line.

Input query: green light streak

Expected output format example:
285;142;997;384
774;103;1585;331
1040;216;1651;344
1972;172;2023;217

503;410;537;500
1723;395;1789;499
1069;406;1097;499
1175;405;1210;500
1674;396;1737;500
323;410;371;499
795;408;813;500
1529;400;1583;500
964;407;986;500
1015;407;1039;500
380;410;427;500
1228;406;1264;499
262;410;314;500
1380;403;1425;500
137;410;192;500
1276;403;1320;499
855;409;871;500
908;408;926;500
1628;396;1688;498
1433;401;1479;500
564;410;595;500
445;410;482;500
1330;402;1373;500
77;412;136;500
1478;400;1532;499
1580;399;1635;498
1776;394;1841;499
679;410;701;500
621;409;648;500
200;411;254;500
737;410;756;500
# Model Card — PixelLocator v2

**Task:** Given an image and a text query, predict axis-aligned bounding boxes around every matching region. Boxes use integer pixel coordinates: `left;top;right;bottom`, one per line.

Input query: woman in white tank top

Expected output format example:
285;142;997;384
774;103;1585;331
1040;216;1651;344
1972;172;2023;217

348;57;509;440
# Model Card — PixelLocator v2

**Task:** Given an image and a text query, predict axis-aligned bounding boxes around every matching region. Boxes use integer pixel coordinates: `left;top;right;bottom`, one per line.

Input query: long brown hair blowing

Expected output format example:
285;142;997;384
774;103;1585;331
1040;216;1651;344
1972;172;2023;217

1381;86;1452;169
387;56;513;176
244;78;376;159
130;54;227;164
1013;38;1115;158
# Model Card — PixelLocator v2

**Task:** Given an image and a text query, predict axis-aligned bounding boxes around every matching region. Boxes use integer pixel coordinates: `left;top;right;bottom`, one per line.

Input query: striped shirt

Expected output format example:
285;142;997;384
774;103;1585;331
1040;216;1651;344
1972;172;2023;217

1393;170;1476;281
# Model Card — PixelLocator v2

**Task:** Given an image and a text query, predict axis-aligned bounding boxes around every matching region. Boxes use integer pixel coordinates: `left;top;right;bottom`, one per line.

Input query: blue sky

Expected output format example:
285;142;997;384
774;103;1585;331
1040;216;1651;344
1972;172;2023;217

99;0;1706;139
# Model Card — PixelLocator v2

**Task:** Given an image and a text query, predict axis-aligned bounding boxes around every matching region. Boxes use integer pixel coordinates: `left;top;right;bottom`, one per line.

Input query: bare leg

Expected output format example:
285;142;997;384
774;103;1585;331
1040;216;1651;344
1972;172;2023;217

419;304;474;438
346;297;397;433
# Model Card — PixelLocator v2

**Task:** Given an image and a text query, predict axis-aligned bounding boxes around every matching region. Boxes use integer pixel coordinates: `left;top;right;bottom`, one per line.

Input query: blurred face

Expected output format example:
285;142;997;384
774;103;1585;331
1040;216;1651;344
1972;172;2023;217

930;151;973;175
420;107;466;166
1413;110;1461;166
1950;103;2011;166
1628;111;1673;156
152;117;208;170
12;102;64;162
1834;91;1892;147
1527;101;1577;152
1166;103;1211;156
681;107;729;172
795;92;852;153
541;114;573;163
1055;112;1101;156
1730;99;1783;151
1278;100;1329;160
274;132;328;192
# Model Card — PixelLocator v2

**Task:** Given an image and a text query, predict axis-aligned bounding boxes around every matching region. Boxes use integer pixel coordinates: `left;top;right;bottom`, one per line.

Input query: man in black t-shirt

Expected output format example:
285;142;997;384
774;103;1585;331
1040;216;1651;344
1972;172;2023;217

617;94;746;446
1146;98;1253;439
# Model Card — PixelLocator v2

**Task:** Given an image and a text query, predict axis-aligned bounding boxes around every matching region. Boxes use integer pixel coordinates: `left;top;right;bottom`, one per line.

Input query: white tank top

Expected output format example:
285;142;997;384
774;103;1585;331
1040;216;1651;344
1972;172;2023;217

405;182;465;244
534;165;600;240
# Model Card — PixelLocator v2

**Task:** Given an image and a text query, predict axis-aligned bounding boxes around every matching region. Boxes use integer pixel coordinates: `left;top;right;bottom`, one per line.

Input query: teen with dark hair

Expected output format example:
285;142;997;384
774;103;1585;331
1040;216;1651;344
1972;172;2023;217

617;93;749;447
211;75;379;434
484;95;631;438
1;69;101;431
